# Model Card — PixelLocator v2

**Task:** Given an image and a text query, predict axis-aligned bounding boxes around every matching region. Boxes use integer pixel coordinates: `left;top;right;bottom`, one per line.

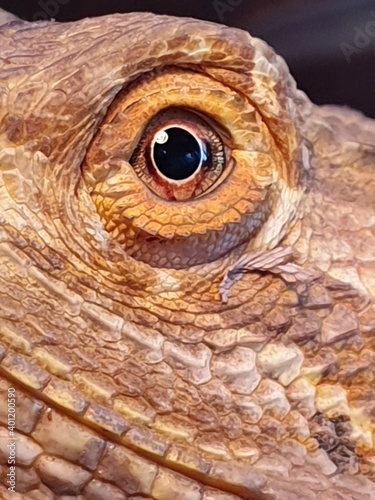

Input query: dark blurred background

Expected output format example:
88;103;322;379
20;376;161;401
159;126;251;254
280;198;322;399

1;0;375;117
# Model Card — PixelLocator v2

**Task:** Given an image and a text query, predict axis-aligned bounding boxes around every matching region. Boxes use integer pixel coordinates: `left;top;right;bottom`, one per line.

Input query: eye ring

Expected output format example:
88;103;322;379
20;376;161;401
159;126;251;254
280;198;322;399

83;68;281;268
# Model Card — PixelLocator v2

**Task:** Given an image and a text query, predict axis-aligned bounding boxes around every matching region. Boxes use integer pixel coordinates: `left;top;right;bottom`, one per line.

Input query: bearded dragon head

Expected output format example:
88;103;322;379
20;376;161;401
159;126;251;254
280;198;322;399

0;10;374;499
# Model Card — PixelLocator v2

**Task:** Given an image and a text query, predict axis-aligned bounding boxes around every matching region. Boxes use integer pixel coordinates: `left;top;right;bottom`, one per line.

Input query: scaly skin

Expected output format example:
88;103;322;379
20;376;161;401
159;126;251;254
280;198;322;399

0;10;374;500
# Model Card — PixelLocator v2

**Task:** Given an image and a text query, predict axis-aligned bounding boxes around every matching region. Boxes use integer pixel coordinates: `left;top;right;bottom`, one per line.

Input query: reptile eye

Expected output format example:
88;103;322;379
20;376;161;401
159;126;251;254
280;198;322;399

84;68;279;267
130;109;226;201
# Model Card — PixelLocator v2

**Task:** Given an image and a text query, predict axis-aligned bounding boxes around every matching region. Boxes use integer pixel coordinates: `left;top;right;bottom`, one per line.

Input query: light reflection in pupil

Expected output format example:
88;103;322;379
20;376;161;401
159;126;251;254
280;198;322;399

152;127;205;181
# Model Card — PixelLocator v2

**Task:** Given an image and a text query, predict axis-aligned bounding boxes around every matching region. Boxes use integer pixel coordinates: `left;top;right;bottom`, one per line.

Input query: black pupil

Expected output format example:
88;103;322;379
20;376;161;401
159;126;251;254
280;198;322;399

152;127;204;181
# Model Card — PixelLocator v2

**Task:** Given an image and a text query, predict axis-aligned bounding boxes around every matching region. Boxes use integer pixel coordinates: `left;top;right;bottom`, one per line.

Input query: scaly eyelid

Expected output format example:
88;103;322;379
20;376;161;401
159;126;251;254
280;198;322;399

82;65;299;268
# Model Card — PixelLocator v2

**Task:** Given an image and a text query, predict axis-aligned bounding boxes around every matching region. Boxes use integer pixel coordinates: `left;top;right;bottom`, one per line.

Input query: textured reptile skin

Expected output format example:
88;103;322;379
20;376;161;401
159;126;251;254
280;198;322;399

0;10;374;500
